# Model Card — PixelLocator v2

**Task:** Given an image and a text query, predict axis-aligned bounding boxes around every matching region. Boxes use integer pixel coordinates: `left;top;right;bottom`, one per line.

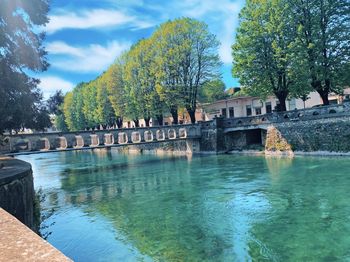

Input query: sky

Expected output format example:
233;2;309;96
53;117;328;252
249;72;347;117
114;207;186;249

39;0;244;99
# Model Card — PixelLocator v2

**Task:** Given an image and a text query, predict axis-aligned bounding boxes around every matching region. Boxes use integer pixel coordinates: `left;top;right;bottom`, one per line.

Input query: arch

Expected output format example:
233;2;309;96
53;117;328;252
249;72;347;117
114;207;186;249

38;138;50;151
74;136;84;148
131;132;141;143
14;139;30;151
104;133;114;146
90;134;100;147
118;132;128;144
179;128;187;138
156;130;165;141
168;129;176;139
56;137;67;150
313;111;320;116
329;109;336;114
144;130;153;142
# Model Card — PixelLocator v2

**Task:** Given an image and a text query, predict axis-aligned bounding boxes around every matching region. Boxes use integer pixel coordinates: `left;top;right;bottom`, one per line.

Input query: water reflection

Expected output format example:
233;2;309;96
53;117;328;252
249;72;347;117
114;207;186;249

17;152;350;261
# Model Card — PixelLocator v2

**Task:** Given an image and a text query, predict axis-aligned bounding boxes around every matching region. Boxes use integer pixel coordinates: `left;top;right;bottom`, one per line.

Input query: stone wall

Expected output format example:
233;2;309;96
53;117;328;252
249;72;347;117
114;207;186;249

273;116;350;152
0;157;34;230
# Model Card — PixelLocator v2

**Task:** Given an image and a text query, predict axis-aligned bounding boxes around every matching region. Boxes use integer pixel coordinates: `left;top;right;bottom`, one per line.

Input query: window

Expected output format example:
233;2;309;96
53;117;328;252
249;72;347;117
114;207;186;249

266;102;272;113
221;108;227;117
255;107;262;115
229;107;234;118
246;105;252;116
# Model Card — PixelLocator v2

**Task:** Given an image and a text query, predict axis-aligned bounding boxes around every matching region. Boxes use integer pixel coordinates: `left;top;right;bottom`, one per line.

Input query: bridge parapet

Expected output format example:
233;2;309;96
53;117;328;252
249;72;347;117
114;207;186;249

223;103;350;129
5;124;201;153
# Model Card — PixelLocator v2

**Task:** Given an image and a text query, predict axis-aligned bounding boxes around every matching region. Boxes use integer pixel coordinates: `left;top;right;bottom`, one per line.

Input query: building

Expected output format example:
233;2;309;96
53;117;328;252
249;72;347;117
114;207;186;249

203;89;350;120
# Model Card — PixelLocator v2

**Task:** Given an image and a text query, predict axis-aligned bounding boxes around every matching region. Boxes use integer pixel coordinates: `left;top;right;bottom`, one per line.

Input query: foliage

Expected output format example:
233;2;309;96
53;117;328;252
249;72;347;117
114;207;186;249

232;0;350;109
0;0;50;133
291;0;350;104
47;90;64;115
152;18;221;123
198;79;228;103
232;0;309;111
62;17;220;130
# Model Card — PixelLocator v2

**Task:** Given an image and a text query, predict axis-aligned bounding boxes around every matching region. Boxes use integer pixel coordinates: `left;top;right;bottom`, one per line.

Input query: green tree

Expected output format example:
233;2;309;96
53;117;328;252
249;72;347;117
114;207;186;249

198;79;228;103
153;18;221;123
292;0;350;105
96;76;115;128
124;39;166;127
232;0;307;111
0;0;49;133
105;58;127;128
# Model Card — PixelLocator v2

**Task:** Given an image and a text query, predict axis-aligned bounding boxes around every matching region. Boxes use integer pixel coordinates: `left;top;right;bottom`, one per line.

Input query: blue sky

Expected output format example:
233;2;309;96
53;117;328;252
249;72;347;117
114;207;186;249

39;0;244;99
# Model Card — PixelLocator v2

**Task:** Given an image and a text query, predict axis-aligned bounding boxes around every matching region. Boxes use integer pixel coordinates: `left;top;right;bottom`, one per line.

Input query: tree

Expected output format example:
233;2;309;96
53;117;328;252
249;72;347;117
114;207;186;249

96;76;115;128
153;18;221;123
105;56;127;128
232;0;307;112
198;79;228;103
0;0;49;133
292;0;350;105
47;90;64;115
124;39;166;127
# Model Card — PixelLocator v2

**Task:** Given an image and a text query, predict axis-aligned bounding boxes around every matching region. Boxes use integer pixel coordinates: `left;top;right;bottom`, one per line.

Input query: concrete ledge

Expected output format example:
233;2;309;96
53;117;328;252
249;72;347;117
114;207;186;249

0;208;71;261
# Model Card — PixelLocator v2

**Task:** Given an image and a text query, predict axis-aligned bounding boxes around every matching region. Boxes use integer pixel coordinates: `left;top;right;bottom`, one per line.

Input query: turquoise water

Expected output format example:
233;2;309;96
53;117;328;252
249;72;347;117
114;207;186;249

18;150;350;261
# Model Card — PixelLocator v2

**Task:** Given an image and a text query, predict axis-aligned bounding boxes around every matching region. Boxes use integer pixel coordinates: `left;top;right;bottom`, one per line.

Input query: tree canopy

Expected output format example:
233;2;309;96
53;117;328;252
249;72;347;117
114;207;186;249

61;17;221;130
232;0;350;110
0;0;50;133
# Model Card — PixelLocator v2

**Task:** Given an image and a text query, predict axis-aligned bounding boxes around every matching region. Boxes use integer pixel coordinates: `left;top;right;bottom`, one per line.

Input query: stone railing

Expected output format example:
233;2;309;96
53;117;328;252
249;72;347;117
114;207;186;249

4;124;201;153
223;103;350;129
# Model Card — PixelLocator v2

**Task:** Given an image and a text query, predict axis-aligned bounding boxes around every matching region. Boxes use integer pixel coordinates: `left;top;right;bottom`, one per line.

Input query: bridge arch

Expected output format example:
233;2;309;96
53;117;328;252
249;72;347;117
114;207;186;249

179;128;187;138
74;135;84;148
104;133;114;146
56;137;67;150
168;129;176;139
156;130;165;141
90;134;100;147
131;132;141;143
118;132;128;144
38;138;50;151
144;130;153;142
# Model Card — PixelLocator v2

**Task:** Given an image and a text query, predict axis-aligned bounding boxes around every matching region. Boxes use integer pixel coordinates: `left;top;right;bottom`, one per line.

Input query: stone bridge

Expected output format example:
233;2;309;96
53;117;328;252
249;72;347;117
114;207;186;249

4;124;201;154
3;103;350;155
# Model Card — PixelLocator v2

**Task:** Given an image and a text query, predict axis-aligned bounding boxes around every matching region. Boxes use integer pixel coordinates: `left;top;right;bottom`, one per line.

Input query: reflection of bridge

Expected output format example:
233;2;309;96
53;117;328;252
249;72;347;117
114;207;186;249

6;124;201;154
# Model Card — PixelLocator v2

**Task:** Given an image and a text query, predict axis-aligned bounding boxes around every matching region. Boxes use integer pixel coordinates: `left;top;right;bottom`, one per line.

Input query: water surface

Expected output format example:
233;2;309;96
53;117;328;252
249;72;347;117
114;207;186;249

18;150;350;261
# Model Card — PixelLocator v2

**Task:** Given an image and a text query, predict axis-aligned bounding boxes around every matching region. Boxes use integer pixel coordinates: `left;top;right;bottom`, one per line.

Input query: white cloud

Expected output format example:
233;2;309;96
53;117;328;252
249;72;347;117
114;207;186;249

46;8;155;34
39;76;75;99
46;41;131;73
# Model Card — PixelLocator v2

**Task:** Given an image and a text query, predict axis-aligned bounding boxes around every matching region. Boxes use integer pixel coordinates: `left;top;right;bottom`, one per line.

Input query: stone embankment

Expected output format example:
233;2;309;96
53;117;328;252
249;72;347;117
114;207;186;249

0;156;34;229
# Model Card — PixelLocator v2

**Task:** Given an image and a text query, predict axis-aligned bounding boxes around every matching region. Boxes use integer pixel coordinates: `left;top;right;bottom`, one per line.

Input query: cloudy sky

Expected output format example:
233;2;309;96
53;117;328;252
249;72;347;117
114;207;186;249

39;0;244;99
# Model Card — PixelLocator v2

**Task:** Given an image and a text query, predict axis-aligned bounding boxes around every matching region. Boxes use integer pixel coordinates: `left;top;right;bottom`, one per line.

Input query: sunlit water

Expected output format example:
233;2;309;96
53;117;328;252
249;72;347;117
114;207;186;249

17;150;350;261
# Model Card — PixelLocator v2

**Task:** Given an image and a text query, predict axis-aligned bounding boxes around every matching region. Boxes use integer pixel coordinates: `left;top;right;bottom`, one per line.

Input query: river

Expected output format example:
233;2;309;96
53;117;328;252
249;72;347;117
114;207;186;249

17;150;350;261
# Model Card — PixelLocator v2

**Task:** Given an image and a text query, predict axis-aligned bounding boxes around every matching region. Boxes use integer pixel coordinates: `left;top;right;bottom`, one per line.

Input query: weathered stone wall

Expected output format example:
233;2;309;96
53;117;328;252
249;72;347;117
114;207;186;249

273;116;350;152
0;157;34;230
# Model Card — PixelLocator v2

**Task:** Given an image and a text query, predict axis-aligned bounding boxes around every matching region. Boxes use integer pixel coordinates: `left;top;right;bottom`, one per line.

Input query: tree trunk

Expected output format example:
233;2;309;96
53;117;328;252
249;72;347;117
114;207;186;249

116;117;123;129
144;117;151;127
313;80;330;105
156;114;163;126
187;108;196;124
170;108;178;125
275;92;287;112
318;90;330;105
133;119;139;128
